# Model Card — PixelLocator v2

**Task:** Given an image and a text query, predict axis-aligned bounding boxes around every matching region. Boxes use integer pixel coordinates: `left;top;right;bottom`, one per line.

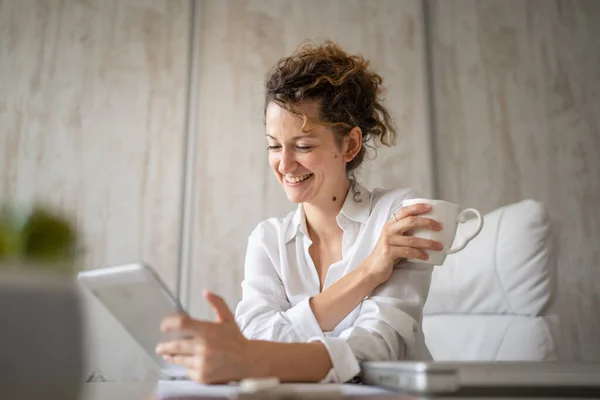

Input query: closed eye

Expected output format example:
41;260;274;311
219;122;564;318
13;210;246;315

266;145;313;152
296;146;312;152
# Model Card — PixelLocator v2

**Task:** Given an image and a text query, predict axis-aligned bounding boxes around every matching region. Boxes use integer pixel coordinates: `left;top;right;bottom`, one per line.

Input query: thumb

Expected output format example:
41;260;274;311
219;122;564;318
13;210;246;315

204;290;234;323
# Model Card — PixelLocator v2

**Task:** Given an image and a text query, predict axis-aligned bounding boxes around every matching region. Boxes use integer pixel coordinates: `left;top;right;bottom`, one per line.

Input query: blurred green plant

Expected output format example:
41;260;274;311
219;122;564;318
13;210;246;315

0;204;79;275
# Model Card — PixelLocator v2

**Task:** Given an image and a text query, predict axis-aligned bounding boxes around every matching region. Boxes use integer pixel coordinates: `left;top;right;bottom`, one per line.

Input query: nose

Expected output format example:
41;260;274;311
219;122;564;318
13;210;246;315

278;148;297;175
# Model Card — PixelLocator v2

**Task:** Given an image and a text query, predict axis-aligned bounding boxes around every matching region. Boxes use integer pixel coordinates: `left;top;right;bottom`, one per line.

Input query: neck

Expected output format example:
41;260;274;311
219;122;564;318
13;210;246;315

303;179;351;242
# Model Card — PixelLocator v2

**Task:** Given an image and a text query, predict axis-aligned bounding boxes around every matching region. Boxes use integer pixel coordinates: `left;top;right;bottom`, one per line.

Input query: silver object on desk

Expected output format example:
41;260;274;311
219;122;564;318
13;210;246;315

360;361;600;396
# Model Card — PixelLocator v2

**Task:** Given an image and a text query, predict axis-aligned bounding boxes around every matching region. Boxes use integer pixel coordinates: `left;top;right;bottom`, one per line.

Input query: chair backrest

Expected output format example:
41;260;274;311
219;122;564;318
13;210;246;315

423;199;558;361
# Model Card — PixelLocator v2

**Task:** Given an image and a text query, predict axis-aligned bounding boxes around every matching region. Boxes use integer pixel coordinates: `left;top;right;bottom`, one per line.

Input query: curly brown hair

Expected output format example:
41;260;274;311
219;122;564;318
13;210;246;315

264;40;397;179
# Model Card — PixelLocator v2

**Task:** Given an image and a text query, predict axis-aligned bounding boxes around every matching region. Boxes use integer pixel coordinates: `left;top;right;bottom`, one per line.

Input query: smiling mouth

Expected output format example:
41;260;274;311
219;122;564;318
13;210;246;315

284;173;313;184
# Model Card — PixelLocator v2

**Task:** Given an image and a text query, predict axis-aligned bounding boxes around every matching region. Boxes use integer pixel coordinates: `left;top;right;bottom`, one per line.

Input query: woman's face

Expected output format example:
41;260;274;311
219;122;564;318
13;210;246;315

265;101;349;205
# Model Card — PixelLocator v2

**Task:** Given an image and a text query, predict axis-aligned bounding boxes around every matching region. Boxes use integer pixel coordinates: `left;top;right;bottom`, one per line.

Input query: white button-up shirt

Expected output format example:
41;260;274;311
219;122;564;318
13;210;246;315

235;184;433;383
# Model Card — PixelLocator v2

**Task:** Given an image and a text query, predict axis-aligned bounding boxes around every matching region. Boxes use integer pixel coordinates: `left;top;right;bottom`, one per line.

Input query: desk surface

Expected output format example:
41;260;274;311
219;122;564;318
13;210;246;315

79;382;600;400
81;382;397;400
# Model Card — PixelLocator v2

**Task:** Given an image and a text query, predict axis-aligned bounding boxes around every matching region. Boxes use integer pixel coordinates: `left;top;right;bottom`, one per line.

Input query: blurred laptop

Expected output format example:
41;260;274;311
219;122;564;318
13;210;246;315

361;361;600;396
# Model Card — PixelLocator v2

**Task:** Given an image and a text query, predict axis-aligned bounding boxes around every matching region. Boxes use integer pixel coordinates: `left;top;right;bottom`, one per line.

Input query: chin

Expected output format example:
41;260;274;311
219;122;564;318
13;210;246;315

280;177;315;204
283;188;309;204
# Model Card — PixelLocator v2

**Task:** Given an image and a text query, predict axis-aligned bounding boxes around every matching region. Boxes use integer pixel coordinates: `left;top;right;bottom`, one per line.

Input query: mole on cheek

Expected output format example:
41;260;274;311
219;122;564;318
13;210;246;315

333;196;337;201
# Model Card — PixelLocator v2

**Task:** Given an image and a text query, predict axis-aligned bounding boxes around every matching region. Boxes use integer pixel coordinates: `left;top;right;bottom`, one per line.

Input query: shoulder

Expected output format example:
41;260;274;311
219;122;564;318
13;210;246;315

367;187;425;222
248;208;297;244
370;187;423;211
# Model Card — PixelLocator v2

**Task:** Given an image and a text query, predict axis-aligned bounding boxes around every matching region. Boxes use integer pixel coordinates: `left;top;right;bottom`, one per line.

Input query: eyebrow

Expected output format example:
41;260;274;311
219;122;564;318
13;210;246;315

265;134;318;141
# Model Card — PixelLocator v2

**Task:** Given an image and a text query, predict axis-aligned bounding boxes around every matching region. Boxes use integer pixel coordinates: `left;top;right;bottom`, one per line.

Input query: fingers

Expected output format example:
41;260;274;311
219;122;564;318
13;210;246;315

162;354;201;376
161;314;211;334
156;339;198;356
390;203;443;233
391;246;430;261
388;235;444;251
161;314;193;333
392;203;432;221
390;216;443;235
171;355;199;370
204;290;235;323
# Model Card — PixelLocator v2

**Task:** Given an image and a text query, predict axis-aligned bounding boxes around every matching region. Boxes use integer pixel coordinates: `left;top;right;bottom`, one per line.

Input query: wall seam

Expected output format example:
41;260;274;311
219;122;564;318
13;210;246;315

177;0;201;308
421;0;440;198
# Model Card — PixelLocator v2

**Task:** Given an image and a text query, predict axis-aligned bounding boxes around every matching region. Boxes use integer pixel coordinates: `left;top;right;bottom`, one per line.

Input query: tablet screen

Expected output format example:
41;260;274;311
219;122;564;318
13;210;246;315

79;264;188;373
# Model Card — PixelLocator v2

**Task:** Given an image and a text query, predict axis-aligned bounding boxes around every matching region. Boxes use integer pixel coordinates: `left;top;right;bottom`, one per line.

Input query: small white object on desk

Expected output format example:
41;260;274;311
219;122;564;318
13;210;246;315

239;377;281;392
237;377;341;399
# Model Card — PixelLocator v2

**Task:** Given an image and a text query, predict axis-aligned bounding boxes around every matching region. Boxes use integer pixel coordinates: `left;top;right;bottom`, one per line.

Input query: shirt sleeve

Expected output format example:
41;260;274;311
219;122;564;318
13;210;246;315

234;234;324;343
311;264;434;383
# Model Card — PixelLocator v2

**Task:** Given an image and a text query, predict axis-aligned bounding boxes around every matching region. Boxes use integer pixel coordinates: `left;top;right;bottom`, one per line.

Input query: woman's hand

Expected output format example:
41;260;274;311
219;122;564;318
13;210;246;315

362;202;444;284
156;290;251;384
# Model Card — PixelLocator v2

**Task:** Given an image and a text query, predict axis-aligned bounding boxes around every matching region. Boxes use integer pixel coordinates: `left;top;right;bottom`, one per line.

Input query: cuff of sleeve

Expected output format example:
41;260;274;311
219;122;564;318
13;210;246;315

283;297;323;341
309;337;360;383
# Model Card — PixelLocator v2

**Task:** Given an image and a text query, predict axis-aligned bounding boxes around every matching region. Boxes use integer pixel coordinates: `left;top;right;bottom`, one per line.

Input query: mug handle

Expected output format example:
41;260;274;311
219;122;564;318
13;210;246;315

447;208;484;254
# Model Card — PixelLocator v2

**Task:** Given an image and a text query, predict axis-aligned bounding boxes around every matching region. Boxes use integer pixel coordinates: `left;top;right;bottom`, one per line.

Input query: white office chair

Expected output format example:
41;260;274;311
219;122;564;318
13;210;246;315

423;199;558;361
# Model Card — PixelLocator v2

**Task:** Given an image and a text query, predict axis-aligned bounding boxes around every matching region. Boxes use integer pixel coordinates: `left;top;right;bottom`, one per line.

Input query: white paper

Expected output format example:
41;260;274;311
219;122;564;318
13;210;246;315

156;380;394;397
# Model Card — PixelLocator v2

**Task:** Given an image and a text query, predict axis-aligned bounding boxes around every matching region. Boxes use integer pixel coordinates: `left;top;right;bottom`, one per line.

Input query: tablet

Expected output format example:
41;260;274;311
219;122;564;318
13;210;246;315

78;263;189;378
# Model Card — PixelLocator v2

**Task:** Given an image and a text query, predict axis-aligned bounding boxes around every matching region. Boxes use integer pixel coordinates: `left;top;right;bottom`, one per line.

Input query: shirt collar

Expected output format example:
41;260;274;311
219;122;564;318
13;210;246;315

285;182;371;243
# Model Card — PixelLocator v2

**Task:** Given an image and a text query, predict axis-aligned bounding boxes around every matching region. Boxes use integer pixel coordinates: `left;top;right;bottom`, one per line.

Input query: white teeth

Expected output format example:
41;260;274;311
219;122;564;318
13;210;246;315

285;173;312;183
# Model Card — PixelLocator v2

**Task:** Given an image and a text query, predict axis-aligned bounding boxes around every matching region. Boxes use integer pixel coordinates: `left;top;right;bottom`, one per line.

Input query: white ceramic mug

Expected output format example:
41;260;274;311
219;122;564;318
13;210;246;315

399;198;484;266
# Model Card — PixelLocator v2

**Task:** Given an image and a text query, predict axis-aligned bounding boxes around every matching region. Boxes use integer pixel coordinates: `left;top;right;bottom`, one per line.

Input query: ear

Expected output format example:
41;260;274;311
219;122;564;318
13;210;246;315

342;127;363;162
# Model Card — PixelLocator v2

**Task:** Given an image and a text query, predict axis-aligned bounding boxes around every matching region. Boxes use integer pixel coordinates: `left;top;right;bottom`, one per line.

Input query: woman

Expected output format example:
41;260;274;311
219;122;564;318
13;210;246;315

156;41;443;384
